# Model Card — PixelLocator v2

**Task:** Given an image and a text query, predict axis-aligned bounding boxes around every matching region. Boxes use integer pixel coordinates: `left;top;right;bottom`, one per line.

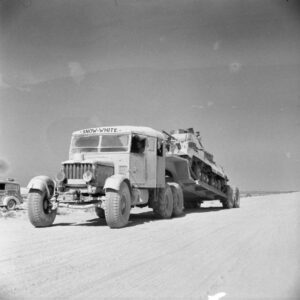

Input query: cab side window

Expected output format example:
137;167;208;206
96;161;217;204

157;139;164;156
0;183;5;190
131;135;146;154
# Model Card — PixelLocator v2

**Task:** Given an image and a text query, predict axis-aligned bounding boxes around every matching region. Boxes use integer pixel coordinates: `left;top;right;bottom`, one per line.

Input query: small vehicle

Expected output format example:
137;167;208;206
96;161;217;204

0;179;23;210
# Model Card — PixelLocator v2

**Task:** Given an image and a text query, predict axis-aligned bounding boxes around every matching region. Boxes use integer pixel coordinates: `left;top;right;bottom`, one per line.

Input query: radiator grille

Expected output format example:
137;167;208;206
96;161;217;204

63;163;92;179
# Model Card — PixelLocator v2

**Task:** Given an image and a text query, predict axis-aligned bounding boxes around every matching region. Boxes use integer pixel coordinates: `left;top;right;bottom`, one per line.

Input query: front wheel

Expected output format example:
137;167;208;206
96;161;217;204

28;191;57;227
105;182;131;228
6;199;16;210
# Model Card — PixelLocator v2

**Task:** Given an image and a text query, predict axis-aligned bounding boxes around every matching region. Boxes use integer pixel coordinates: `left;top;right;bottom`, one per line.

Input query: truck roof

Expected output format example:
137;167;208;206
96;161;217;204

0;179;19;185
73;126;165;139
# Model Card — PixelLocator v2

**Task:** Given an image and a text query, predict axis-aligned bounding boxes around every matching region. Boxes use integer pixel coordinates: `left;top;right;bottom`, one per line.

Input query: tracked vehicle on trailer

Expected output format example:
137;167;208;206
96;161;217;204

27;126;239;228
163;128;239;209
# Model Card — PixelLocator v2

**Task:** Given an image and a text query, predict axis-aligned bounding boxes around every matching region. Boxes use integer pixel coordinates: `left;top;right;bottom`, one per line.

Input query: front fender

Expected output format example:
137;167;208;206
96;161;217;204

103;174;130;192
27;175;55;198
3;196;21;206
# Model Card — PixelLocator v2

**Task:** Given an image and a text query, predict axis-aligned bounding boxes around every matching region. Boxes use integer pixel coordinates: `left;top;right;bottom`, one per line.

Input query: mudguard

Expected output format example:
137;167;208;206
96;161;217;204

27;175;55;198
103;174;130;192
3;195;21;206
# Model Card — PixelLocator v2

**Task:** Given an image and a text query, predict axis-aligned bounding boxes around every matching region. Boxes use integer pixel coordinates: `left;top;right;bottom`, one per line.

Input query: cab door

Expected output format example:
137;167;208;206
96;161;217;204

129;134;146;185
144;137;157;187
156;138;166;188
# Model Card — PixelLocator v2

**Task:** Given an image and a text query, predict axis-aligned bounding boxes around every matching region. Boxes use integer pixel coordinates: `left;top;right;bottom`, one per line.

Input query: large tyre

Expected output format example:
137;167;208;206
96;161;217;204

222;186;234;209
28;191;56;227
153;185;173;219
233;187;240;208
168;183;184;217
95;207;105;218
105;182;131;228
6;199;16;211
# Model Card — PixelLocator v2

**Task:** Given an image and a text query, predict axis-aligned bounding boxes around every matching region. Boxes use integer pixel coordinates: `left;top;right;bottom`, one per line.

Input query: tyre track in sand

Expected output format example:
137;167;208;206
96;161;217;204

1;192;300;300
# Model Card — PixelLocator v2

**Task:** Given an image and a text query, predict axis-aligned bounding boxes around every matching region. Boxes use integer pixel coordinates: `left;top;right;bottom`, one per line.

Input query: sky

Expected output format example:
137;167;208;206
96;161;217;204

0;0;299;191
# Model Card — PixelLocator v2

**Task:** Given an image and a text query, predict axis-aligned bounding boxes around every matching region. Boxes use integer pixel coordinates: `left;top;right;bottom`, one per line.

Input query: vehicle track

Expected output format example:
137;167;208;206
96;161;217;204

1;193;299;300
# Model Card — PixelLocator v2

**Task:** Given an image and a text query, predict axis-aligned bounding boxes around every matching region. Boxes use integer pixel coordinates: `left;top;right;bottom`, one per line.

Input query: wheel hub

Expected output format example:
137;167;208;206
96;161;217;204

121;196;126;215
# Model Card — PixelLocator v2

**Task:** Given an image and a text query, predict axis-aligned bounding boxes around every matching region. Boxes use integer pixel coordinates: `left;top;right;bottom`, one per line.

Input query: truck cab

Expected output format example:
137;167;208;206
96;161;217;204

59;126;166;194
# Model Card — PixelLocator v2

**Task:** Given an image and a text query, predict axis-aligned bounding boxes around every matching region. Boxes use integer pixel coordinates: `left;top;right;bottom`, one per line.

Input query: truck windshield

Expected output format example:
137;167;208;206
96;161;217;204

100;134;129;152
71;134;130;153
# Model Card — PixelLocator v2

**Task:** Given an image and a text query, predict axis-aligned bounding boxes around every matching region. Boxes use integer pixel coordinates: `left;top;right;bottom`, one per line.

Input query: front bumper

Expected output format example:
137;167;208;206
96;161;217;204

52;191;106;210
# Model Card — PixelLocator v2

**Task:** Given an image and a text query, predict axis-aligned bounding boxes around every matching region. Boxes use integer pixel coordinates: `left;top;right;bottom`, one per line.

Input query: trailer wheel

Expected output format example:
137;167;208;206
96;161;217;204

153;185;173;219
28;191;57;227
222;186;234;209
233;187;240;208
168;183;184;217
95;207;105;218
105;182;131;228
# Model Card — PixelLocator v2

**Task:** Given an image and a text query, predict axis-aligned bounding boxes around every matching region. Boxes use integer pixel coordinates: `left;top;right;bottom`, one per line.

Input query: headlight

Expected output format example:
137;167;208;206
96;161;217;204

56;171;66;183
83;170;93;183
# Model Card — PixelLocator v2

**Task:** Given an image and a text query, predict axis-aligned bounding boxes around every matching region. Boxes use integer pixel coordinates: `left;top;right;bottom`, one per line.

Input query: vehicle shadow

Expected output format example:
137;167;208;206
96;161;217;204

184;207;224;214
126;211;186;227
126;206;224;227
65;212;163;227
60;205;225;227
75;218;107;226
52;218;107;227
52;222;76;227
54;211;185;227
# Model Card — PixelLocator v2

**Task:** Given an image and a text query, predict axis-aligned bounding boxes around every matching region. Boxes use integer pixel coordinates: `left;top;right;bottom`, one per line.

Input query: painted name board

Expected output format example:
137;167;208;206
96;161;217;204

80;127;119;134
74;126;165;139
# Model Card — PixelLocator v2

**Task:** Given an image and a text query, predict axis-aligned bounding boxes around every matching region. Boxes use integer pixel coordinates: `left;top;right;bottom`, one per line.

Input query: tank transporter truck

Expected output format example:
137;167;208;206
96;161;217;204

27;126;239;229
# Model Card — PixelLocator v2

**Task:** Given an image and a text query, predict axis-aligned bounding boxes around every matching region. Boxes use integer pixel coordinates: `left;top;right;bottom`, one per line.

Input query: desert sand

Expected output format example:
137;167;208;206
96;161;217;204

1;192;299;300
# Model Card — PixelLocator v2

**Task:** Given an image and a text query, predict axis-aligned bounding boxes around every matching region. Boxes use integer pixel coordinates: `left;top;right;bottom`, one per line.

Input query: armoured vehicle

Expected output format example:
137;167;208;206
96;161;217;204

0;179;23;210
164;128;227;191
27;126;239;228
164;128;239;209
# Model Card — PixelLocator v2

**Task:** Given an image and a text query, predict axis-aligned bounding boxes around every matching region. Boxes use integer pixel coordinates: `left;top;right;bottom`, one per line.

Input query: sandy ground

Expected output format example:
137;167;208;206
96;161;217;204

1;192;300;300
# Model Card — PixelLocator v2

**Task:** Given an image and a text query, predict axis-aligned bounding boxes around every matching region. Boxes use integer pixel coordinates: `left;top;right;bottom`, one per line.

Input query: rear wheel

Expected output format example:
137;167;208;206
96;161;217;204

153;185;173;218
222;186;234;209
6;199;16;210
168;183;184;217
105;182;131;228
28;191;57;227
233;187;240;208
